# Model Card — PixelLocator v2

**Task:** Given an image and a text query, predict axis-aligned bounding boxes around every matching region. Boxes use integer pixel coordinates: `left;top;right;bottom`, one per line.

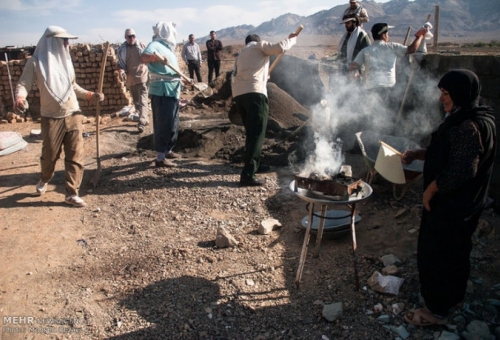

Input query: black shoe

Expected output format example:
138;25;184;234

240;178;265;187
256;164;271;173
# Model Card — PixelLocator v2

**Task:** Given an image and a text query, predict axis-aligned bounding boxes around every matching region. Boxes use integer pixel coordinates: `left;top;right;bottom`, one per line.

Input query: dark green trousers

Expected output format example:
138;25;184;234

233;93;269;181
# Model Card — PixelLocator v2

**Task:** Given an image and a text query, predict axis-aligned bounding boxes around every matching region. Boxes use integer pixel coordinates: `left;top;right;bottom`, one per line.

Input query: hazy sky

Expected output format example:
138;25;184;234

0;0;390;47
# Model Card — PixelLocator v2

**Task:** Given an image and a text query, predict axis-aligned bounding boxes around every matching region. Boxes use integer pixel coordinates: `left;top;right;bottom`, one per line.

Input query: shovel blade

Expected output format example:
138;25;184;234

194;83;213;98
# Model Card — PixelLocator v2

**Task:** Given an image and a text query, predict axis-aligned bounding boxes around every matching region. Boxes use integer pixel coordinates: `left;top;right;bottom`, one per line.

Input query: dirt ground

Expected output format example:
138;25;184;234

1;45;500;340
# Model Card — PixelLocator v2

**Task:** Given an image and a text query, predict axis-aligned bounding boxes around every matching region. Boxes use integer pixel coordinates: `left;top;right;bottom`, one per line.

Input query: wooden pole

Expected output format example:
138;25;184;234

90;41;110;188
269;25;304;74
403;27;411;46
350;203;360;291
296;202;314;288
433;6;440;53
396;13;433;125
4;53;15;107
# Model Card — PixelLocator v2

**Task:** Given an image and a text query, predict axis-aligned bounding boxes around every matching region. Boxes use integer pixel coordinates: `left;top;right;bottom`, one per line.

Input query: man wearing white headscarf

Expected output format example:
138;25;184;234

15;26;105;207
141;22;190;167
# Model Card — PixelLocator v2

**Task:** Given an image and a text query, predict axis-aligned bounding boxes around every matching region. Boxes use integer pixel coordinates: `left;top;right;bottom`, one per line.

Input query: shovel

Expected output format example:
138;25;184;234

90;41;110;188
153;52;213;98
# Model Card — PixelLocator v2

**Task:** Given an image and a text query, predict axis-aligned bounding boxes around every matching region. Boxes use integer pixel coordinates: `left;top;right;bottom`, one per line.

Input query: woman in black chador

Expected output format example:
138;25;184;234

402;69;496;326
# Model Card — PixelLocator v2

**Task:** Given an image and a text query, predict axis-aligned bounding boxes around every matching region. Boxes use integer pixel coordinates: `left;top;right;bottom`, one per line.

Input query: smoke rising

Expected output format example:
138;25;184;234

289;56;442;177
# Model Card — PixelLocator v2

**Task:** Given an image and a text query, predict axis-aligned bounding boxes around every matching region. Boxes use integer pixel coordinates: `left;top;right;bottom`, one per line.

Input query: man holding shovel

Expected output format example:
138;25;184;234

15;26;105;207
141;22;190;167
232;32;298;186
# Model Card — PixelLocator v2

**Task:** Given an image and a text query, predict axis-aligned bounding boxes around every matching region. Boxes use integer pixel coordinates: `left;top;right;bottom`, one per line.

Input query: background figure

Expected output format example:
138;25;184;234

231;32;298;186
343;0;369;26
117;28;149;133
15;26;104;207
402;69;496;326
414;22;434;64
338;14;371;73
181;34;202;83
141;22;189;167
206;30;223;83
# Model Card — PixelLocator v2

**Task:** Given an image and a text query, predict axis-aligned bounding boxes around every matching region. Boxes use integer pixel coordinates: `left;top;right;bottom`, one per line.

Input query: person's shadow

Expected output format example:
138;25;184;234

106;273;320;339
109;274;291;339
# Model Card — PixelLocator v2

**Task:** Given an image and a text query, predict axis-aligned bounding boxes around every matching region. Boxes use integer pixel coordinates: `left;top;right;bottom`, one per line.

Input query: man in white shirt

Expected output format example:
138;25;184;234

350;23;428;90
181;34;203;82
231;33;298;186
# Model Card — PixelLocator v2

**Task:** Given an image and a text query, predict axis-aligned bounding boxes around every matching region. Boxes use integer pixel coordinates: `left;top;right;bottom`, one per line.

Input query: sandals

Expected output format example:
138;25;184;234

404;308;447;327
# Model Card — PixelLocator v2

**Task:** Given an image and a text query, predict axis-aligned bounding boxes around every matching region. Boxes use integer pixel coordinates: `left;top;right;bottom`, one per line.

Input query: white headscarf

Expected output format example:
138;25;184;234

338;26;362;64
152;22;177;50
33;26;77;105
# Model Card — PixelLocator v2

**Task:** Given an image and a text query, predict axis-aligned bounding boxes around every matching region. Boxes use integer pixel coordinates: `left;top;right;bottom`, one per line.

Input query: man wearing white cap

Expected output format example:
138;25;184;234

117;28;149;133
342;0;369;26
350;23;428;91
15;26;105;207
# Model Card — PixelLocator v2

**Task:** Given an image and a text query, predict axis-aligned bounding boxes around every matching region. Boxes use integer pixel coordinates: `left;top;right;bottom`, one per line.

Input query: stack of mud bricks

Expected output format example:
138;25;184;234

0;43;131;123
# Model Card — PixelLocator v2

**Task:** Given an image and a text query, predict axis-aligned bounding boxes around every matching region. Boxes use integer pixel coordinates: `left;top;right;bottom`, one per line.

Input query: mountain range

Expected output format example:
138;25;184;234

198;0;500;44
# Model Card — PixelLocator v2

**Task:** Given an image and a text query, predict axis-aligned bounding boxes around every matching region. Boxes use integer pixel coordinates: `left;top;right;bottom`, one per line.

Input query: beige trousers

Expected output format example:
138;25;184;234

40;113;84;197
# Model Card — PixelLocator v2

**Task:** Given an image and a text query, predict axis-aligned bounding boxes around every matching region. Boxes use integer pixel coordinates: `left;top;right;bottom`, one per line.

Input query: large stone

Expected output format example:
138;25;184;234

322;302;343;322
464;320;491;340
215;226;239;248
258;218;282;235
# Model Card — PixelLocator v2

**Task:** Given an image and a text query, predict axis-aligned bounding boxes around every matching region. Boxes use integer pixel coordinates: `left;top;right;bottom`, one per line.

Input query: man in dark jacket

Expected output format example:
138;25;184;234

338;14;371;73
206;30;223;83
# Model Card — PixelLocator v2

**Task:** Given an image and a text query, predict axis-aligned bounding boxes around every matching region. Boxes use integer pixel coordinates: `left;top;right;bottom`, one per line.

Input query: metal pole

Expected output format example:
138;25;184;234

4;53;16;108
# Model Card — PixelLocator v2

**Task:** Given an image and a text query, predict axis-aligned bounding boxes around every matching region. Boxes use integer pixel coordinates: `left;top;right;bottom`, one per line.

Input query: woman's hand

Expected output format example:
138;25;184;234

401;148;426;165
401;150;416;165
423;180;438;211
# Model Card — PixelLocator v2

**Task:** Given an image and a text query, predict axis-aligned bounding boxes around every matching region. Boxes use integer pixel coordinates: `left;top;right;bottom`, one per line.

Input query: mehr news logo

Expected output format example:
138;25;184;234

2;316;85;334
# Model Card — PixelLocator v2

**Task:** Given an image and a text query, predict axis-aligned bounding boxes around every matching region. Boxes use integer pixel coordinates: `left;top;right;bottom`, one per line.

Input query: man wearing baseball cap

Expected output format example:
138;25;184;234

348;23;428;132
349;23;428;91
342;0;369;26
117;28;149;133
15;26;105;207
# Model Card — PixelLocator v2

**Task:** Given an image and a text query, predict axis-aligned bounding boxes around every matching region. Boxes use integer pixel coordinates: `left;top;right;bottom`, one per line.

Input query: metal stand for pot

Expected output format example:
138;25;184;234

290;180;373;289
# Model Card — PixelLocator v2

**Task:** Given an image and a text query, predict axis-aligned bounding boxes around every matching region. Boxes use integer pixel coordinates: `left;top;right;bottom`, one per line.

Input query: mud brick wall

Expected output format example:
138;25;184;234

0;43;131;119
424;54;500;110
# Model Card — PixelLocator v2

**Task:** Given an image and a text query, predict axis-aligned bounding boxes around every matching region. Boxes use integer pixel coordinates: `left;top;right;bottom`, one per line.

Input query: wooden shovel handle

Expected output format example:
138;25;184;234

269;24;304;74
95;41;110;162
153;52;192;83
